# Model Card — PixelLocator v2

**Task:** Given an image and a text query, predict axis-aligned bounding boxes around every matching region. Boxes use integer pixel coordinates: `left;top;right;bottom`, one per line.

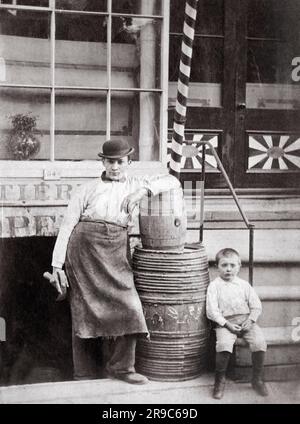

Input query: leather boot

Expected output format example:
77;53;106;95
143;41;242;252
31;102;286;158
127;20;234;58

251;351;268;396
213;351;231;399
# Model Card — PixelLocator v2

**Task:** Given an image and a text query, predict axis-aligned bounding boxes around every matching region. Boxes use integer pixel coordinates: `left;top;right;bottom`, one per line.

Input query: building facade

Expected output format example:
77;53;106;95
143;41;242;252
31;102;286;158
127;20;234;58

0;0;300;385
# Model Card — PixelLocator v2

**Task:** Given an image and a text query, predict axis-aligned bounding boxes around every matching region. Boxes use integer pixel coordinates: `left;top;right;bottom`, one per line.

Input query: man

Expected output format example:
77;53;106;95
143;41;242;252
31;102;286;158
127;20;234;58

49;139;180;384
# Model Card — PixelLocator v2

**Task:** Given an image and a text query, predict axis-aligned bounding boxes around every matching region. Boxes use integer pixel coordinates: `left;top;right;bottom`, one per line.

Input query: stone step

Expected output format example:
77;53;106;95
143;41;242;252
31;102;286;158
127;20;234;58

186;228;300;263
255;286;300;301
234;326;300;381
255;286;300;328
208;265;300;286
236;326;300;365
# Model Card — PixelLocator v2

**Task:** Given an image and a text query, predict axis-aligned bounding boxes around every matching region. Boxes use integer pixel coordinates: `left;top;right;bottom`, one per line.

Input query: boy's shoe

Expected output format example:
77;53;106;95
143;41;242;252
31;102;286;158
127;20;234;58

213;375;226;399
251;378;268;397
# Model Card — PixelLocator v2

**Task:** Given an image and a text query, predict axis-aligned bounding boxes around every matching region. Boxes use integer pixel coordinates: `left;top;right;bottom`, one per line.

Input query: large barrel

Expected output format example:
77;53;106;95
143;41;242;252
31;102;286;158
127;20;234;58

139;188;187;251
133;245;210;381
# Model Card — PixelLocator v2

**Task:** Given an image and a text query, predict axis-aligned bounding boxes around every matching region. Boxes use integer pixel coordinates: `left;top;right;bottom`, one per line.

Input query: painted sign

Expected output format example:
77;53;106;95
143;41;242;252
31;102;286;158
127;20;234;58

291;57;300;82
0;180;82;203
0;179;84;238
0;207;65;238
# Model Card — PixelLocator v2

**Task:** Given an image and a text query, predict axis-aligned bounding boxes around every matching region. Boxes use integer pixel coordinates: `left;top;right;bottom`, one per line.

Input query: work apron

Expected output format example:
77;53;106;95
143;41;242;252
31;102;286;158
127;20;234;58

65;220;148;339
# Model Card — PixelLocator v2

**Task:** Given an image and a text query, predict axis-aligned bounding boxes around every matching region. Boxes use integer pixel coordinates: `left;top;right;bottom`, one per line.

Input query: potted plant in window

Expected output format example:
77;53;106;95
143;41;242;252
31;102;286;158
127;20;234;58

6;112;42;160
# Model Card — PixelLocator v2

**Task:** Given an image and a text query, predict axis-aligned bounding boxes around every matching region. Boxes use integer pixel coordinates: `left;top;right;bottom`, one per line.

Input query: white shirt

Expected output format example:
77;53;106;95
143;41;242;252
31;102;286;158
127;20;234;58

52;173;180;268
206;276;262;327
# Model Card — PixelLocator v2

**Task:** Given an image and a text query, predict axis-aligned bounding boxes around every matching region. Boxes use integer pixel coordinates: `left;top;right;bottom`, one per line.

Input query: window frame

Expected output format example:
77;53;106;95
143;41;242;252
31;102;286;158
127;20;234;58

0;0;170;169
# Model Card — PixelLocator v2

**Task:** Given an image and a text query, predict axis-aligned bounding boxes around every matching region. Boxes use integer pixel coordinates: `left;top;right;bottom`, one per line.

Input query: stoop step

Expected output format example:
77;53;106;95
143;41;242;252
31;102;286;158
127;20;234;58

255;285;300;328
234;326;300;382
209;266;300;287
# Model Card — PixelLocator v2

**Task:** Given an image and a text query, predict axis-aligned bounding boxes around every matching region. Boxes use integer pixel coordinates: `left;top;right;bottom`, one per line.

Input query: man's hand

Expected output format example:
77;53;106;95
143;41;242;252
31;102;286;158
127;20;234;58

44;268;69;301
121;188;148;215
240;318;254;332
225;321;242;335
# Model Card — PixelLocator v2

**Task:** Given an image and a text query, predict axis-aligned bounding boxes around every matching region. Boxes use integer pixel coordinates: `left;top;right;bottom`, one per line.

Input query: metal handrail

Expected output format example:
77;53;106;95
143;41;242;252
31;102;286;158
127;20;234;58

184;140;255;285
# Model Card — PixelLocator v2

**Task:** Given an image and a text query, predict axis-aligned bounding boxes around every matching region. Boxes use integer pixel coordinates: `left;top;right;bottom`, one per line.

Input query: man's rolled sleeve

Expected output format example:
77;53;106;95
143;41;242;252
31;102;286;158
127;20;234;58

51;188;85;268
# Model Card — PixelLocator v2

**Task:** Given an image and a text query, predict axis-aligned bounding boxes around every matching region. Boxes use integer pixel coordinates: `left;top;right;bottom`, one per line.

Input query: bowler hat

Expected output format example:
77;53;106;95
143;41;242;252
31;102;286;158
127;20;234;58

98;139;134;159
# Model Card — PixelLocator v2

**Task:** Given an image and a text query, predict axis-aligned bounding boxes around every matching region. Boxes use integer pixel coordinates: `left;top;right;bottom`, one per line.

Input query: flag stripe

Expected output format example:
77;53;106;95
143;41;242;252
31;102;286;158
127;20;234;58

186;1;197;19
169;0;199;179
182;42;193;57
181;52;192;67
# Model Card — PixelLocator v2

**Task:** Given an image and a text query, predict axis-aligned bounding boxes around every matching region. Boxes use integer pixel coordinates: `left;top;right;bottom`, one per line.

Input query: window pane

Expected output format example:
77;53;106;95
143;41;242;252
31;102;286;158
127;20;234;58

247;41;295;85
111;91;160;161
0;87;51;160
55;14;107;87
56;12;107;42
169;36;223;107
111;17;161;89
247;0;298;39
112;0;162;15
246;0;300;109
170;0;224;35
0;1;48;6
55;0;106;12
195;0;223;35
0;11;50;85
54;89;106;160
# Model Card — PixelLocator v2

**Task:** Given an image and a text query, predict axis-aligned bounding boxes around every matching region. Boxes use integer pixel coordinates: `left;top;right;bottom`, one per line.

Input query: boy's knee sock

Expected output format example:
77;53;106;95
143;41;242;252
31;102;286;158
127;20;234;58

215;351;231;377
251;351;265;380
251;351;268;396
213;351;231;399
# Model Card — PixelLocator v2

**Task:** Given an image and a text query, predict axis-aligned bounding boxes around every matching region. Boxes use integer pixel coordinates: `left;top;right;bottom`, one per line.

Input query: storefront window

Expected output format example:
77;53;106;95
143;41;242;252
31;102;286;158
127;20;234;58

246;0;300;110
112;0;161;15
0;87;51;160
0;0;165;161
1;0;48;6
111;16;162;90
169;0;224;108
56;0;106;12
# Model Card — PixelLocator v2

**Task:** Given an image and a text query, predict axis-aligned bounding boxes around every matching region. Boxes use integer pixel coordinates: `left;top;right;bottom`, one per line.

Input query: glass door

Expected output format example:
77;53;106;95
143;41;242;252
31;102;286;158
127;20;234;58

169;0;300;189
234;0;300;188
168;0;236;188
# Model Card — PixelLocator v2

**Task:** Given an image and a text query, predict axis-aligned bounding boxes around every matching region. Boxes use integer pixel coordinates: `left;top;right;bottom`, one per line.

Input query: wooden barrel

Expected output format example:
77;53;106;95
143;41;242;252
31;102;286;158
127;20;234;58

139;187;187;251
133;245;210;381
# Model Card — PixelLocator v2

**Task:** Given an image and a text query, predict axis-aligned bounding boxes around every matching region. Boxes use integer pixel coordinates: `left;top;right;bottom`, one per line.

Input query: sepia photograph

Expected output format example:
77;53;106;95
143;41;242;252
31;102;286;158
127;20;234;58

0;0;299;408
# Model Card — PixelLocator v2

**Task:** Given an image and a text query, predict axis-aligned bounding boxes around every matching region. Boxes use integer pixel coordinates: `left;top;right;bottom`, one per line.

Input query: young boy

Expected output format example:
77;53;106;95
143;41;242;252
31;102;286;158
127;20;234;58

206;248;268;399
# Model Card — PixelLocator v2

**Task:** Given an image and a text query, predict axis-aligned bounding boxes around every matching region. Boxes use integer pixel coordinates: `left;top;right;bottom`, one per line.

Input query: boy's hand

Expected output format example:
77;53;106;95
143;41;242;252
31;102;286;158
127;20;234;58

225;322;242;334
240;318;254;332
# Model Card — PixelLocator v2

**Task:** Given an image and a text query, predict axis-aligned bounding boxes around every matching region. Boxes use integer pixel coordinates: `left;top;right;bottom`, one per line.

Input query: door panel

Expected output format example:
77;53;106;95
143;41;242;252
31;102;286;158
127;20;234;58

235;0;300;188
169;0;300;189
168;0;235;188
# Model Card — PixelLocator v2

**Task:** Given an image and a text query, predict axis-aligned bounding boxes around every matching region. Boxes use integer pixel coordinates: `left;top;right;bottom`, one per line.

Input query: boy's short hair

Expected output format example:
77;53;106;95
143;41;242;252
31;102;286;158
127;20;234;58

215;248;241;265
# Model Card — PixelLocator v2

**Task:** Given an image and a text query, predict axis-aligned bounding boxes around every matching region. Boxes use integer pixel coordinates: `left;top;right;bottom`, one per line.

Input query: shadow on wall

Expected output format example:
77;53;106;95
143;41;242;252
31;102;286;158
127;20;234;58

0;237;73;386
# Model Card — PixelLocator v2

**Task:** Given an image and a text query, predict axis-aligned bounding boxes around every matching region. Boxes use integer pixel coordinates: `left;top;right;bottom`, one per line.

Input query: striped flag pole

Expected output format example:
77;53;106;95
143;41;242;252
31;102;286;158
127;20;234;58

169;0;199;180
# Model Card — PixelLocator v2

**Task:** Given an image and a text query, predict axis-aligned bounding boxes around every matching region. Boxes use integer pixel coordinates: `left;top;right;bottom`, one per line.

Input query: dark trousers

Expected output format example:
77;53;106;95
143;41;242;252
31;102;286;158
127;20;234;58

72;331;136;380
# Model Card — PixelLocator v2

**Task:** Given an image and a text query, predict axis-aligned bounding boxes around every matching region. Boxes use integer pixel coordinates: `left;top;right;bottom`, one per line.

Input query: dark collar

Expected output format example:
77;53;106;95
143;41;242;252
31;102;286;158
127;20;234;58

101;171;126;183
